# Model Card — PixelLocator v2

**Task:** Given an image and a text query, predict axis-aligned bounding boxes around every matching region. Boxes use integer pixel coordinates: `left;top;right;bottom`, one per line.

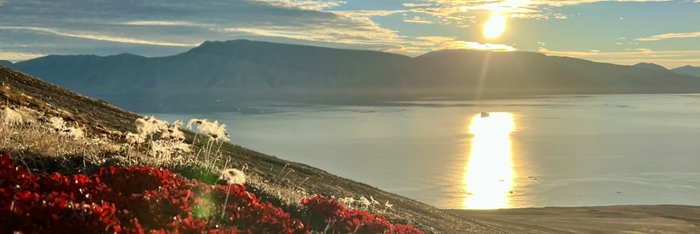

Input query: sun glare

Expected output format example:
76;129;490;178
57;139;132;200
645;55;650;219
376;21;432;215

483;11;508;39
463;112;516;209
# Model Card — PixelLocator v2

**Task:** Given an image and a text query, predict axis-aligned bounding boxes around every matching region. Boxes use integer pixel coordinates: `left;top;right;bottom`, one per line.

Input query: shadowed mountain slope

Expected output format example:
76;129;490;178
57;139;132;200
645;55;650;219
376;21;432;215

672;65;700;78
9;40;700;112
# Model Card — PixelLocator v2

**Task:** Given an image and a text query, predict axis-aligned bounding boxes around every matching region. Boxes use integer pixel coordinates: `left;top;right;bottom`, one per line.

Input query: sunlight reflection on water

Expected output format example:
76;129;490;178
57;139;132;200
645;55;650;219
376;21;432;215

463;112;516;209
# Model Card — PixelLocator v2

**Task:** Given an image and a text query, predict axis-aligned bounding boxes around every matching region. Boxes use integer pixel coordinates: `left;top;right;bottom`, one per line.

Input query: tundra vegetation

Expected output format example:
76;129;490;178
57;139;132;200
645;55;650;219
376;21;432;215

0;104;422;233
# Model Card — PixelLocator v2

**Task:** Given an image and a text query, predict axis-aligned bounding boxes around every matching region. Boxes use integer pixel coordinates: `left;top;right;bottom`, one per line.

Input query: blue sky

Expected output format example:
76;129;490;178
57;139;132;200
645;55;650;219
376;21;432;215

1;0;699;67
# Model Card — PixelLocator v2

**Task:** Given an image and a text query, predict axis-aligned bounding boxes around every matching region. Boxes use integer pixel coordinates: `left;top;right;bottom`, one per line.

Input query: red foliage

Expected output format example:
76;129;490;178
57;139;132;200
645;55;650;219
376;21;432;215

0;153;303;233
301;195;424;234
0;153;422;233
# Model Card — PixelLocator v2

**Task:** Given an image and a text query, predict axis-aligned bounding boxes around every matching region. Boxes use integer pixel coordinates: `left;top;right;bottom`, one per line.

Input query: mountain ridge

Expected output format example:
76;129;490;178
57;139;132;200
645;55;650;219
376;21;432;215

9;39;700;112
672;65;700;77
633;62;668;71
0;60;12;67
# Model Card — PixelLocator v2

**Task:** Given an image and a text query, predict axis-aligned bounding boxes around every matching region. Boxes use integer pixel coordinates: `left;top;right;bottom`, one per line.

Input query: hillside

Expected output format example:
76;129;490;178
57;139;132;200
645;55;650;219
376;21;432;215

9;40;700;112
0;65;501;233
4;64;700;233
672;65;700;77
632;62;668;71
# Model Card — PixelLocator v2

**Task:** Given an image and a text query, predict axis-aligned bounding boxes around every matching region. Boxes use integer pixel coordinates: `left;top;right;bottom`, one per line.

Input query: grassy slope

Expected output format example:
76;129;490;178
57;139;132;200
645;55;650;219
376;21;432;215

0;65;502;233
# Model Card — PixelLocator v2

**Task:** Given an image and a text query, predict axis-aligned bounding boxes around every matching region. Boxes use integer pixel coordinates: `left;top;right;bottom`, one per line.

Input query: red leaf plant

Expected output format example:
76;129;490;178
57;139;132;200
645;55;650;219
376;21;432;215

0;153;422;233
301;195;424;234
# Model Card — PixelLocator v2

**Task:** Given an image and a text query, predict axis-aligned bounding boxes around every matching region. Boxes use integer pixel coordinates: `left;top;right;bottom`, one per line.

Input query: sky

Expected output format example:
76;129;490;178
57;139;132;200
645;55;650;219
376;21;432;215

1;0;699;68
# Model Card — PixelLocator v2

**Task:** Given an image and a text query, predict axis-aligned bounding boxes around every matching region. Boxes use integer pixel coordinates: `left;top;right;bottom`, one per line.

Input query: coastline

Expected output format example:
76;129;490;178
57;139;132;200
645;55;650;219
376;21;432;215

450;205;700;233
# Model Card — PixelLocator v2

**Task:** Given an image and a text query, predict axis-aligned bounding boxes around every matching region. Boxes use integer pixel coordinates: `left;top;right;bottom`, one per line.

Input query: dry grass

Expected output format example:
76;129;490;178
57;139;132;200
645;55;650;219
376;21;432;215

0;105;191;171
0;104;396;219
0;111;117;162
0;104;302;198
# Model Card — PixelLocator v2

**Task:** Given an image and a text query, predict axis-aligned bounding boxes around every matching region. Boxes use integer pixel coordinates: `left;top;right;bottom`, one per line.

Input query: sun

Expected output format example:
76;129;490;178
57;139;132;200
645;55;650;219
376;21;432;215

483;11;508;39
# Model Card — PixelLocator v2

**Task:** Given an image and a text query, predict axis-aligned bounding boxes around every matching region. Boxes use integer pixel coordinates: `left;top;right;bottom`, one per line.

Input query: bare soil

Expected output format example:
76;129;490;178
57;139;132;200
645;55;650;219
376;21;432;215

451;205;700;233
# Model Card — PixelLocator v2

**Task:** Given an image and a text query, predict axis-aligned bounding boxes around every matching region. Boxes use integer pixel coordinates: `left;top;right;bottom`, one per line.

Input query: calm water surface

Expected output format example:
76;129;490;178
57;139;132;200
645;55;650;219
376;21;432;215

150;94;700;209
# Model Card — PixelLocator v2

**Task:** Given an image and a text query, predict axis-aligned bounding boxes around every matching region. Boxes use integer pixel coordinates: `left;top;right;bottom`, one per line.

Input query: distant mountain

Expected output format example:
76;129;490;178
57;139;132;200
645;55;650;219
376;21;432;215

0;60;13;67
672;65;700;77
633;62;668;71
11;39;700;112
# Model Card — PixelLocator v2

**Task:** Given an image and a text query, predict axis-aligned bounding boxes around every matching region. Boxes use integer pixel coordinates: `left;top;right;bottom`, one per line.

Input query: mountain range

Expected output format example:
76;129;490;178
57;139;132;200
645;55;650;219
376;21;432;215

5;40;700;112
671;65;700;78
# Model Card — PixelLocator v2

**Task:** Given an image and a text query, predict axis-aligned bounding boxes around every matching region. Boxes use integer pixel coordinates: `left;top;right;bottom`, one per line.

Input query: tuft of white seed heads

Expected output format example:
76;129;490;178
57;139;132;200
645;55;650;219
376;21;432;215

136;116;169;137
384;200;393;209
130;116;192;160
187;118;229;142
161;120;185;141
49;116;65;131
218;168;246;185
359;196;371;207
0;107;23;126
339;197;356;206
125;132;145;144
370;196;380;206
48;116;84;139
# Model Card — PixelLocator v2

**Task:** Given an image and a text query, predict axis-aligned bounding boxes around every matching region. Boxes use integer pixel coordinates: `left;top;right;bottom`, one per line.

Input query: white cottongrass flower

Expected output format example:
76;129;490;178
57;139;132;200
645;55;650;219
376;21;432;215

370;196;380;206
0;107;23;126
49;116;65;131
218;168;246;185
384;200;393;209
136;116;169;137
219;168;245;219
359;196;371;207
339;197;356;207
187;118;229;142
15;106;39;125
148;139;192;157
125;132;145;144
48;116;84;139
161;120;185;140
59;126;85;139
128;116;193;161
148;139;171;158
186;118;202;129
169;140;192;153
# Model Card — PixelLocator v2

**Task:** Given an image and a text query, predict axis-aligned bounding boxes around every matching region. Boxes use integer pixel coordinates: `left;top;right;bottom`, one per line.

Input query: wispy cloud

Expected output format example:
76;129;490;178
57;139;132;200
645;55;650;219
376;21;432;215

252;0;346;11
0;51;46;62
222;26;397;45
464;41;516;51
539;47;700;68
636;31;700;41
0;26;199;47
0;0;409;59
334;10;405;17
121;21;200;27
407;36;516;52
403;16;434;24
219;8;404;48
407;0;669;25
0;0;696;66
